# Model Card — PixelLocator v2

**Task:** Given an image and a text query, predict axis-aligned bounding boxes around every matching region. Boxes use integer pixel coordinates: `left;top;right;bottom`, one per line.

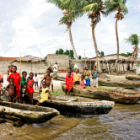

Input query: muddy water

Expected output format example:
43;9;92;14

0;103;140;140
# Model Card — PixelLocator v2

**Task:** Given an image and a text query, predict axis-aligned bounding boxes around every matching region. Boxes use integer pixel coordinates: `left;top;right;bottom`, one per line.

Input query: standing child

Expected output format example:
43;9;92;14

92;66;100;87
40;68;53;92
1;78;16;102
65;72;73;96
78;75;86;89
84;66;91;86
7;65;12;76
27;72;34;105
73;69;80;85
36;81;52;105
0;71;3;97
7;66;22;103
34;73;39;90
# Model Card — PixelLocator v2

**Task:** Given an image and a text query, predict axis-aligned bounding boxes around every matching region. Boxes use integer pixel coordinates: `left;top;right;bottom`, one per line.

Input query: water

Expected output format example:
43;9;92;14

0;103;140;140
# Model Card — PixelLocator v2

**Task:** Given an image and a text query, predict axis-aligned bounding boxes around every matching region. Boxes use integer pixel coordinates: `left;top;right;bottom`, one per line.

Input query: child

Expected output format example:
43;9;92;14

21;71;27;103
78;75;86;89
27;72;34;105
7;65;12;76
36;81;52;105
1;78;16;102
66;68;74;78
0;72;3;96
65;72;73;96
25;77;30;104
73;69;80;85
84;66;91;86
52;62;58;80
92;66;100;87
40;68;53;92
7;66;22;103
34;73;39;90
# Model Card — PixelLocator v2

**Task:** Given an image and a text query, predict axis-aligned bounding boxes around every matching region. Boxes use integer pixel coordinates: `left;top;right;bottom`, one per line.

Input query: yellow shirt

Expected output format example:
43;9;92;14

40;88;49;103
73;73;81;82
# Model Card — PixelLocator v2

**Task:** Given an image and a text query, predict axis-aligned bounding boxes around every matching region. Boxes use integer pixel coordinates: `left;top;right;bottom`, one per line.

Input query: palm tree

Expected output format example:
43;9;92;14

104;0;128;71
125;34;140;59
82;0;105;71
47;0;81;60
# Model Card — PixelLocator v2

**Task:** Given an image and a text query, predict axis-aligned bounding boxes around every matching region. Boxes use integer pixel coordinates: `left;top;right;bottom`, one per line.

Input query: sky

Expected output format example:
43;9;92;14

0;0;140;58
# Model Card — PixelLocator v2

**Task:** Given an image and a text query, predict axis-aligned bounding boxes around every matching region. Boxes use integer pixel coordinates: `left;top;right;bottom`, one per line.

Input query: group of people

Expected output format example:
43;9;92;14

0;65;53;105
64;65;100;96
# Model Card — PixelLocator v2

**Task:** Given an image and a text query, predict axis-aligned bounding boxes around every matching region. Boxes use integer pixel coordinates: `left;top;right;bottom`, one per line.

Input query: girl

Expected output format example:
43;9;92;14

27;72;34;105
34;73;39;90
92;66;100;88
78;75;86;89
36;81;52;105
73;69;80;85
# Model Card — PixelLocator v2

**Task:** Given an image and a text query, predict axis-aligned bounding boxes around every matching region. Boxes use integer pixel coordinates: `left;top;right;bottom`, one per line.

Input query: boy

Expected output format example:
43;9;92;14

34;73;39;90
84;66;91;86
7;65;12;76
40;68;54;92
73;69;80;85
92;66;101;87
52;62;58;80
7;66;22;103
65;72;73;96
1;78;16;102
36;81;52;105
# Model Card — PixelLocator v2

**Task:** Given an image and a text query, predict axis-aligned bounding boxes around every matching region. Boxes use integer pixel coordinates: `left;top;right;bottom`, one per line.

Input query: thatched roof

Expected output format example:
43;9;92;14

14;55;44;62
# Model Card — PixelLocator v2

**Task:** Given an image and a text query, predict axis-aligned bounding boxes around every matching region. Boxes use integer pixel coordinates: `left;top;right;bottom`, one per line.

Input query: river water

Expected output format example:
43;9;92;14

0;102;140;140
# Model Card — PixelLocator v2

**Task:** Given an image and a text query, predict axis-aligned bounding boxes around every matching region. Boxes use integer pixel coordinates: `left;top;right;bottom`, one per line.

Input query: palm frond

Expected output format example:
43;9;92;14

124;34;140;45
83;3;98;12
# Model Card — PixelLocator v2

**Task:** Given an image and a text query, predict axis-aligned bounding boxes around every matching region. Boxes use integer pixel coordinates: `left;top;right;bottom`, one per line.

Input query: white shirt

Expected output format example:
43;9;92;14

34;76;38;82
53;64;58;72
74;63;78;69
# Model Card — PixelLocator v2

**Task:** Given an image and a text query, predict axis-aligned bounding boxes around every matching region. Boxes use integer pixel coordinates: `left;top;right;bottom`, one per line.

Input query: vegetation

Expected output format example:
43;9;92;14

124;34;140;58
120;52;132;56
51;91;65;95
104;0;128;71
98;50;104;57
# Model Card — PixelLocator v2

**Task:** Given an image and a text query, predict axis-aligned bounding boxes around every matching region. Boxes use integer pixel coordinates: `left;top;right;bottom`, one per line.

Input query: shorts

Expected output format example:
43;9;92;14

75;81;80;85
16;85;21;98
86;78;90;86
65;85;73;91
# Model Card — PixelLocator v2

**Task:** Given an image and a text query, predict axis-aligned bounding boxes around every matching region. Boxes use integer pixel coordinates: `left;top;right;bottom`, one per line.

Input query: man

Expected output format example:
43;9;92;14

0;72;3;99
52;62;58;80
84;66;91;86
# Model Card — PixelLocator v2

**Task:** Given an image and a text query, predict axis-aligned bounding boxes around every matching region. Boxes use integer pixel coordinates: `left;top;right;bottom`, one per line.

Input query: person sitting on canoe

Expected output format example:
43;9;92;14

36;81;52;105
65;72;73;96
40;68;53;92
1;78;16;102
78;75;86;89
73;69;80;85
92;66;101;88
84;66;91;86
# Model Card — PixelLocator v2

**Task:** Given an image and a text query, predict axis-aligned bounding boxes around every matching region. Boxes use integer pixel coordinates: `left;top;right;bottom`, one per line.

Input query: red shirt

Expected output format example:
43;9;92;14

7;73;21;85
66;76;73;87
27;79;34;93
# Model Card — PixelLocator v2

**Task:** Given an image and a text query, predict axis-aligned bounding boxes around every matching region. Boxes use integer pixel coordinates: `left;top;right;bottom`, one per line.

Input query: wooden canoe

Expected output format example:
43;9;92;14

0;101;59;124
61;83;140;104
98;78;140;88
33;95;115;115
125;75;140;80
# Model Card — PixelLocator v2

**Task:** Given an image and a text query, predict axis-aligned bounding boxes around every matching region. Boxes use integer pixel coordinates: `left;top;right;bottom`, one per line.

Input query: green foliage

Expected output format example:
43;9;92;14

78;55;82;59
58;48;64;54
64;50;70;55
120;52;132;56
69;50;74;59
124;34;140;45
104;0;128;17
55;50;59;54
82;57;88;59
98;50;104;57
50;91;65;95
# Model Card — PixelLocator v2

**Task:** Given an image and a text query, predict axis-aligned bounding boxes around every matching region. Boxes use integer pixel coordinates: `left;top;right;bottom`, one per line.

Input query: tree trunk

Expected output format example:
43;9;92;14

68;26;78;60
115;18;119;72
92;25;102;72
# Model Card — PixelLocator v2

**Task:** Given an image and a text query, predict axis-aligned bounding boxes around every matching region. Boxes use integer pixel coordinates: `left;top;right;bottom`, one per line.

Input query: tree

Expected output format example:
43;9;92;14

69;50;74;59
98;50;104;57
120;52;132;56
64;50;70;55
58;48;64;54
124;34;140;59
47;0;80;60
78;55;82;59
82;0;105;71
104;0;128;71
55;50;59;54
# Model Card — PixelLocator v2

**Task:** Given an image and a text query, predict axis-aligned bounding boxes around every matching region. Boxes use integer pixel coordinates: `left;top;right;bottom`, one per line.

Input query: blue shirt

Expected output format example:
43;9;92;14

92;70;99;79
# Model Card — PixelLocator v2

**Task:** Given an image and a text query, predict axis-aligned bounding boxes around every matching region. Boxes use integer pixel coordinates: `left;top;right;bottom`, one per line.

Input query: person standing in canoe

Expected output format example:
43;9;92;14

84;66;91;86
7;66;22;103
65;72;73;96
36;81;52;105
92;66;101;88
73;69;80;85
52;62;58;80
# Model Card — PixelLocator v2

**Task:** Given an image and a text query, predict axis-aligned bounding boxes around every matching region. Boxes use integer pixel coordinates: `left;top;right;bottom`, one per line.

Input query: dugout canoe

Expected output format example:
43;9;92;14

125;75;140;80
61;83;140;104
33;95;115;115
98;78;140;88
0;101;59;124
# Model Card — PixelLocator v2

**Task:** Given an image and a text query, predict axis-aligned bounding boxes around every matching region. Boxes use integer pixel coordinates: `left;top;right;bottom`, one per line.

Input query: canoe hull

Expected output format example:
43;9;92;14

0;101;59;123
125;75;140;80
61;83;140;104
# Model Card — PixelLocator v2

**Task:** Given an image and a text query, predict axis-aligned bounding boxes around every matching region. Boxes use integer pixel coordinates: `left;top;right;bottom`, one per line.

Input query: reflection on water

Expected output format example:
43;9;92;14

51;103;140;140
